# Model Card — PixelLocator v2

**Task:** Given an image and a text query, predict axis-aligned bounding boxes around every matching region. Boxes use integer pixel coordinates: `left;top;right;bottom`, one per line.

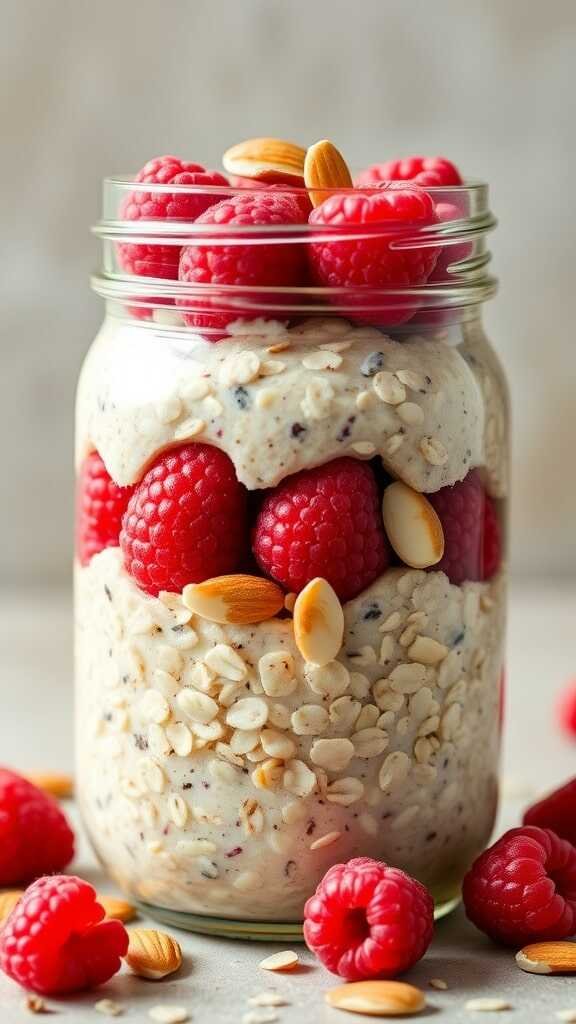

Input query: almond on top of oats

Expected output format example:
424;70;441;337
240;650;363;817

222;137;306;183
293;577;344;666
124;928;183;979
182;574;285;625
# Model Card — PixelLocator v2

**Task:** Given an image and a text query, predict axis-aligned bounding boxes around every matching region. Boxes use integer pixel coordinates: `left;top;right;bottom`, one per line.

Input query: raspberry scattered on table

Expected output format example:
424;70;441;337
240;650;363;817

0;875;128;995
303;856;434;980
76;452;133;567
557;682;576;741
523;777;576;846
120;443;248;595
253;457;389;601
463;826;576;945
0;768;75;886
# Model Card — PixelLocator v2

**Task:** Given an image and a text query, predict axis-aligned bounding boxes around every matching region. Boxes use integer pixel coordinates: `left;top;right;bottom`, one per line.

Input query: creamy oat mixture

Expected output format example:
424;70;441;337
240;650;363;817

75;315;507;921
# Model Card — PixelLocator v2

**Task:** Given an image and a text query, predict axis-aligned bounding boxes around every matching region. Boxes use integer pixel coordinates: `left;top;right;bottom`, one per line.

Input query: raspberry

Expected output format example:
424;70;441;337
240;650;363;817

304;857;434;980
118;155;228;280
523;778;576;846
427;470;502;585
0;768;74;886
178;190;307;336
463;826;576;946
356;156;463;188
308;184;440;326
429;201;473;283
76;452;133;567
120;443;247;596
253;458;389;602
557;682;576;740
0;875;128;994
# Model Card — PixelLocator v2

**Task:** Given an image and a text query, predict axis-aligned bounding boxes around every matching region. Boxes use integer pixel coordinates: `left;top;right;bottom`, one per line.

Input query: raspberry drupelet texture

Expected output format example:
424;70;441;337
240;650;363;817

0;768;75;887
76;452;133;567
178;190;307;336
356;156;463;188
120;443;248;596
523;778;576;847
252;457;389;602
117;155;228;280
303;857;434;980
463;826;576;946
427;470;501;585
0;875;128;995
308;184;440;325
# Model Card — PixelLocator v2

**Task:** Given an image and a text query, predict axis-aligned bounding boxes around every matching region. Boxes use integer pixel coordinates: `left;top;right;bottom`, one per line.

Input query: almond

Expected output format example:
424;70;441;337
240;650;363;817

27;772;74;799
222;137;306;183
304;139;353;207
98;894;137;923
182;574;284;625
124;928;182;979
0;890;23;924
516;941;576;975
259;950;299;972
325;980;426;1016
382;481;444;569
293;577;344;666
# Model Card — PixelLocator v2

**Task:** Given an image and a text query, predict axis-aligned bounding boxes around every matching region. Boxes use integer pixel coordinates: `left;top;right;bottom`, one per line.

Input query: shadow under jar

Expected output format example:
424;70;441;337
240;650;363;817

76;176;507;939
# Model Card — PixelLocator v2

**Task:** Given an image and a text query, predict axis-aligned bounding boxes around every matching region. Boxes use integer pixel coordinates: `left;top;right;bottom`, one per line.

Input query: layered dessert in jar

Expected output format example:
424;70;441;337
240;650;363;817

76;139;507;931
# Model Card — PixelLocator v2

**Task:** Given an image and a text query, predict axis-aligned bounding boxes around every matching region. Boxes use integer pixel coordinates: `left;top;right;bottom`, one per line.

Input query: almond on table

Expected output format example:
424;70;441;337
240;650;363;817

97;894;137;923
325;980;426;1016
516;941;576;974
124;928;183;979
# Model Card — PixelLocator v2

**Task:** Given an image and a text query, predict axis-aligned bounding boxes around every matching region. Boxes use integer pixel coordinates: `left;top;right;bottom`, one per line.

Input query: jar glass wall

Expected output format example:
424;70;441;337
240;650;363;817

75;179;507;938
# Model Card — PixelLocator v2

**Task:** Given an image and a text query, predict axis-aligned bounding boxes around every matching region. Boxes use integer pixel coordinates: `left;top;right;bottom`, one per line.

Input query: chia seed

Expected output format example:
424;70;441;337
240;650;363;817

360;351;385;376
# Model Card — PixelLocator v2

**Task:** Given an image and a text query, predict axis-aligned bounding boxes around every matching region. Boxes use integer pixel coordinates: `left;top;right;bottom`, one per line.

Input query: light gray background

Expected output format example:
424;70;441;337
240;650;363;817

1;0;575;584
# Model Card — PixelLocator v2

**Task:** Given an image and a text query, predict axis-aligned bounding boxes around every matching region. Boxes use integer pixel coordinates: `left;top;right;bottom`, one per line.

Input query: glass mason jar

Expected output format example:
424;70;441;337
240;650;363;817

75;175;507;939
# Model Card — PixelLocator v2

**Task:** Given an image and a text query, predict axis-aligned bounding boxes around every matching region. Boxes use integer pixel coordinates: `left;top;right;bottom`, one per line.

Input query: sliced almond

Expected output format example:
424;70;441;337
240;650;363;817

304;139;353;207
293;577;344;666
182;574;284;625
125;928;182;980
27;772;74;799
223;137;306;183
516;941;576;975
0;890;23;924
382;481;444;569
259;950;299;972
325;980;425;1016
98;894;137;923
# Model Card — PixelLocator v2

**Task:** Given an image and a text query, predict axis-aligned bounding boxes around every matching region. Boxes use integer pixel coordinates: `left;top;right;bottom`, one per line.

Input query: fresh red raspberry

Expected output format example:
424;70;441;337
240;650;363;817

523;778;576;846
76;452;133;567
178;190;307;336
429;200;473;283
463;826;576;946
557;682;576;741
427;470;502;585
355;156;462;188
252;458;389;602
120;443;247;596
304;857;434;980
0;769;74;886
0;875;128;994
118;155;228;280
308;184;440;326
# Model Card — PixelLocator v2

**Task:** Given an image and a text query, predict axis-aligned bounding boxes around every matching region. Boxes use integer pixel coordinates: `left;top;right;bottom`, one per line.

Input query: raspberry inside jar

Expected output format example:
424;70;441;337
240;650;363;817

77;150;506;936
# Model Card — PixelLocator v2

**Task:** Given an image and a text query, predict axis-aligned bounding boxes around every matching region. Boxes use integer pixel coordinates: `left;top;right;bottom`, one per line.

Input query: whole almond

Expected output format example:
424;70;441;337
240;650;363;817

182;574;284;625
223;137;306;183
125;928;182;980
382;481;444;569
0;890;23;925
98;894;137;923
516;941;576;975
27;772;74;799
293;577;344;667
304;139;353;207
326;980;425;1016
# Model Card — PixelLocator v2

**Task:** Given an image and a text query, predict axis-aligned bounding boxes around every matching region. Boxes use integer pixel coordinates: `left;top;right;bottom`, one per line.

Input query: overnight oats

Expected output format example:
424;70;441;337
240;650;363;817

75;140;507;937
